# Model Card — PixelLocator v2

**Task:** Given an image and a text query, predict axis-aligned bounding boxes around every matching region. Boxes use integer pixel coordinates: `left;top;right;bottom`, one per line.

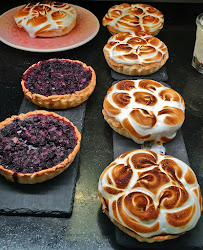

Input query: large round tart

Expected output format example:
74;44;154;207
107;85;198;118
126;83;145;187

0;110;81;184
98;149;202;243
21;58;96;109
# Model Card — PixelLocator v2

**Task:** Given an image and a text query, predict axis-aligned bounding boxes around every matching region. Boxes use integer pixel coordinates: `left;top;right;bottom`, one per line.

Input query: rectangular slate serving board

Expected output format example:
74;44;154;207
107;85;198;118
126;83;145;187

0;98;86;217
111;65;168;82
113;81;203;249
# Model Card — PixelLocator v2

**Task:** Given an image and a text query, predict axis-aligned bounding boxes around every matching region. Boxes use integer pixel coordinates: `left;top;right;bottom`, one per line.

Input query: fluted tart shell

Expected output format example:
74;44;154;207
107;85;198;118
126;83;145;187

0;110;81;184
21;59;96;109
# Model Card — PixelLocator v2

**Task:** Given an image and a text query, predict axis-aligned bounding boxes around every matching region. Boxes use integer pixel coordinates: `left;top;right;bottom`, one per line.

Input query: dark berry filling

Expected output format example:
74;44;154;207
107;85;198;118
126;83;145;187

0;114;77;174
23;59;92;96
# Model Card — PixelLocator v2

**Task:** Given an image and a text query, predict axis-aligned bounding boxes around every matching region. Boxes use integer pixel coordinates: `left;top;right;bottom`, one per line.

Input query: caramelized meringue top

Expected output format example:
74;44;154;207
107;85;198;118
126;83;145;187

103;79;185;144
103;31;168;65
98;149;202;238
14;1;76;38
102;3;164;35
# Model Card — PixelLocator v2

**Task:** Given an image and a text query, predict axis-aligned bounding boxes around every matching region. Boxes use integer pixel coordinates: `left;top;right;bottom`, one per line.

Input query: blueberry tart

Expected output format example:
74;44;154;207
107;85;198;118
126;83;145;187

0;110;81;184
21;58;96;109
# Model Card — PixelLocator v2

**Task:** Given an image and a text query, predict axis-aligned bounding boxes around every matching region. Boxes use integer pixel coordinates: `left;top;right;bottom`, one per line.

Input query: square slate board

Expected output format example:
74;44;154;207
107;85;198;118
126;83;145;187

112;81;203;249
111;65;168;82
0;98;86;217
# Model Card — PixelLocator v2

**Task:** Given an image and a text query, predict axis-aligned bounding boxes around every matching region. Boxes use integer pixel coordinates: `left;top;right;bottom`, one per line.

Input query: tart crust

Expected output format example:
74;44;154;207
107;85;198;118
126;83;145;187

104;51;169;76
102;109;131;139
21;59;96;109
98;191;184;243
106;24;161;37
0;110;81;184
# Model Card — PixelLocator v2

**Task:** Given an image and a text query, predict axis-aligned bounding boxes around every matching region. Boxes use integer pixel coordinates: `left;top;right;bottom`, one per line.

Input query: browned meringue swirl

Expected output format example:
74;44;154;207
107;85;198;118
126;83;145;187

159;89;184;103
133;92;157;106
131;152;158;169
116;80;135;91
159;186;189;209
116;194;160;233
138;79;163;92
166;205;196;227
158;107;185;126
112;93;131;108
112;164;133;189
134;167;170;194
130;109;157;127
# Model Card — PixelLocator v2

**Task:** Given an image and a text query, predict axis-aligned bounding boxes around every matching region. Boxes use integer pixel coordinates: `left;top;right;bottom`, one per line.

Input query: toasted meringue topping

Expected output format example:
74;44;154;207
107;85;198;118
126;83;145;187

98;149;202;238
102;3;164;35
103;79;185;144
103;31;168;65
14;1;76;38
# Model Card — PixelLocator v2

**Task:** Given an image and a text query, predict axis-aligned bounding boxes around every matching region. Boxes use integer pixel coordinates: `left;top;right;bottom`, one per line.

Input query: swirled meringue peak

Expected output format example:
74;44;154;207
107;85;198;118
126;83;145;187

102;3;164;36
103;79;185;152
98;149;202;239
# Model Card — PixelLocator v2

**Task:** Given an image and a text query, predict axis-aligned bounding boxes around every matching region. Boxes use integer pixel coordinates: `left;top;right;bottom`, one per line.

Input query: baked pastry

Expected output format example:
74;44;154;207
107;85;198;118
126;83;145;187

98;149;202;242
102;3;164;36
103;31;168;76
14;1;77;38
21;58;96;109
0;110;81;184
102;79;185;146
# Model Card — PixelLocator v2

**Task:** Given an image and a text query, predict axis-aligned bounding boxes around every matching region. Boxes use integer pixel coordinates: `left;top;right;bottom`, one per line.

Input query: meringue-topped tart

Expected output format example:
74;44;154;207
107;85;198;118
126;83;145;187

21;58;96;109
102;3;164;36
0;110;81;184
98;149;202;242
102;79;185;152
14;1;77;38
103;31;168;76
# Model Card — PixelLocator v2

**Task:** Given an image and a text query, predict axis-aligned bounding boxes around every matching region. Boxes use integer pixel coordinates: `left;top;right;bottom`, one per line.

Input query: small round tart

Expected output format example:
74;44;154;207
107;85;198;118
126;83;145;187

0;110;81;184
102;3;164;36
21;58;96;109
14;1;77;38
98;149;202;243
103;31;168;76
102;79;185;145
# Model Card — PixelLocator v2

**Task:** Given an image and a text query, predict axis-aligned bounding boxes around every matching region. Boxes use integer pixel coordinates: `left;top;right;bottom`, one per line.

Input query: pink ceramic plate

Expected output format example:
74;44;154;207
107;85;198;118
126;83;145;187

0;5;100;52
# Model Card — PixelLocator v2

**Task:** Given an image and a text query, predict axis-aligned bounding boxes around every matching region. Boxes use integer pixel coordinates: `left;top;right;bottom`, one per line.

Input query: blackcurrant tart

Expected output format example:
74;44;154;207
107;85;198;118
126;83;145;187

0;110;81;184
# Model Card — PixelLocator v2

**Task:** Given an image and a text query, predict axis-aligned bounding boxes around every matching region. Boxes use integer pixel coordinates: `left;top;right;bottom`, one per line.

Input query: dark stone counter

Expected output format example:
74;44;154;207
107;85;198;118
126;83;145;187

0;1;202;249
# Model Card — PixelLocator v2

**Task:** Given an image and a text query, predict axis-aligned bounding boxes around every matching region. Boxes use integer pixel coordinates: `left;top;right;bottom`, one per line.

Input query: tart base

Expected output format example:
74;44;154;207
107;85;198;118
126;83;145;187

104;52;169;76
98;191;184;243
106;25;161;37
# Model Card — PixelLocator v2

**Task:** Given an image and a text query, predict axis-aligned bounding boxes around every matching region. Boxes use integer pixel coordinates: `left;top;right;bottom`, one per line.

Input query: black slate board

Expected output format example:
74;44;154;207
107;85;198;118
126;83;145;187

114;129;203;249
111;65;168;82
111;80;203;249
0;98;86;217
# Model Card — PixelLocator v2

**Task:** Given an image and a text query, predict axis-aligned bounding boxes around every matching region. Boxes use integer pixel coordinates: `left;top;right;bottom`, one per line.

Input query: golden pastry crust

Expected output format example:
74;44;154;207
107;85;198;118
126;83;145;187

14;1;77;38
104;52;169;76
102;109;131;139
103;31;169;76
102;3;164;36
0;110;81;184
21;59;96;109
98;191;183;243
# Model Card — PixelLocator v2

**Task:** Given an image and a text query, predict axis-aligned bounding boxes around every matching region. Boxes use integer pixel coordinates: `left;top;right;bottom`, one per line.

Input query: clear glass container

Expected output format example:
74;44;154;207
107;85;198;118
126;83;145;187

192;13;203;73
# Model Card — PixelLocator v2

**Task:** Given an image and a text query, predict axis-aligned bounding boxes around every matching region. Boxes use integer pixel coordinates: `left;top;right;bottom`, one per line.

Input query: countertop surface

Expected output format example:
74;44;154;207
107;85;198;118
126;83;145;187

0;1;203;249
